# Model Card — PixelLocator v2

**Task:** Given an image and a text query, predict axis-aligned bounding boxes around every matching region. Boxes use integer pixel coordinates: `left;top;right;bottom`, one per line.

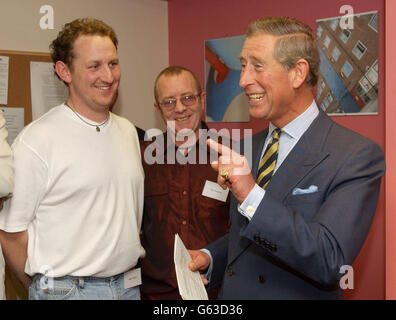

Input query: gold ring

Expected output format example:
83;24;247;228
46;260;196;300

219;169;230;180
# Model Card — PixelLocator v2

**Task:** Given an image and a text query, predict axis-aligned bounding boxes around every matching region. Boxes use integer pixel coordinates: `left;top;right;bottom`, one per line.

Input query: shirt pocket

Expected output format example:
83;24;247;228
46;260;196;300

143;177;170;230
144;181;169;197
196;193;230;219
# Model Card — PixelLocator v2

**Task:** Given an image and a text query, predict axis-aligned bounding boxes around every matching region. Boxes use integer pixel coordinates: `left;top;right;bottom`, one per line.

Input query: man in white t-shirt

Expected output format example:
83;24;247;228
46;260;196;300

0;18;145;300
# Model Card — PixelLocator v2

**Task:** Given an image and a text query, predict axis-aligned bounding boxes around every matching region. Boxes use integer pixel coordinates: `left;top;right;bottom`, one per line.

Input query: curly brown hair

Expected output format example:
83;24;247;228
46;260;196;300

50;18;118;68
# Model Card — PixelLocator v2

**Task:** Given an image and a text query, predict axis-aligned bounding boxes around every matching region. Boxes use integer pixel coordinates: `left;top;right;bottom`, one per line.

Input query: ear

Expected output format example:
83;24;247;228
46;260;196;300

55;61;72;84
290;59;309;89
154;102;166;120
199;91;206;120
199;91;206;110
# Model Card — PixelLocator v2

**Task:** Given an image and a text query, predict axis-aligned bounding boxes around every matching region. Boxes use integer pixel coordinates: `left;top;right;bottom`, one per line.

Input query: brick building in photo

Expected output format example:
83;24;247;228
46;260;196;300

316;11;378;114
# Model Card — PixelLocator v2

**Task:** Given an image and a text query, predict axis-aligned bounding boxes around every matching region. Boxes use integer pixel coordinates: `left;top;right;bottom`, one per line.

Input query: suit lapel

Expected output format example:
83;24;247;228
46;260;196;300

265;136;328;201
267;111;332;201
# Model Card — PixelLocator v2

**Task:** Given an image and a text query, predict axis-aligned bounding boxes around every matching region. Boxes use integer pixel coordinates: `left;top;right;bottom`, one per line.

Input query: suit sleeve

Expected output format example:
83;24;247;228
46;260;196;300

205;232;229;290
240;140;385;286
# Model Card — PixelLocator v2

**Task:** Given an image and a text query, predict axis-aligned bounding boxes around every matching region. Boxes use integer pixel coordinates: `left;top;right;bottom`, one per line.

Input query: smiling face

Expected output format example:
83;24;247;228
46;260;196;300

239;33;298;128
155;71;203;144
60;34;120;120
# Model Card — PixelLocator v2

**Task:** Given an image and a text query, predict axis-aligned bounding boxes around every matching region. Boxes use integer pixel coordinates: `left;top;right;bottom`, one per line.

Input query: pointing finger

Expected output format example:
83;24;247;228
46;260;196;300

207;138;232;157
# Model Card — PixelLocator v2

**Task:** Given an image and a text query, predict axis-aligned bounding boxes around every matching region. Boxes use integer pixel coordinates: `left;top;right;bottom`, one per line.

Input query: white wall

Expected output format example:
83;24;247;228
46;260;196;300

0;0;168;131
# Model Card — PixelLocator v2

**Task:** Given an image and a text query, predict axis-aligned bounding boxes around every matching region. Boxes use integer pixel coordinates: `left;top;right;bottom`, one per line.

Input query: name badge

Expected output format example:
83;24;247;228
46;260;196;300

202;180;229;202
124;267;142;289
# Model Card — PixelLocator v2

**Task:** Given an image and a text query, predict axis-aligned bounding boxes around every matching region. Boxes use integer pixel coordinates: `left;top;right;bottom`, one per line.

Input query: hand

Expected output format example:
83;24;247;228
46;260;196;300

188;249;210;285
207;138;256;203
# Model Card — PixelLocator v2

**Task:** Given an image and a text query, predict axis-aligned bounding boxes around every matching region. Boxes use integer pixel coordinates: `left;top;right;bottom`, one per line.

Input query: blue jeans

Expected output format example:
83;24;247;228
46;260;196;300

29;272;140;300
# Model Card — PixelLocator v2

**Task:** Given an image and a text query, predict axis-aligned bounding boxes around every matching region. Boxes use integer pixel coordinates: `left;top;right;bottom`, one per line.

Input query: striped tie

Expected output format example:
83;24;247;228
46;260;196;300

256;128;282;189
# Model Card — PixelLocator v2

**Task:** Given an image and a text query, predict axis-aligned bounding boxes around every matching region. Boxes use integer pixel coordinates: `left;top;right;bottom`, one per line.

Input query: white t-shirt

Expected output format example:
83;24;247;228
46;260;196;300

0;104;145;278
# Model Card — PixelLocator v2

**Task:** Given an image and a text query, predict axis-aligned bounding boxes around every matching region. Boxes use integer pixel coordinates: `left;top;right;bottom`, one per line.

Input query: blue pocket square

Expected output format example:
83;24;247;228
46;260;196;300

292;185;318;195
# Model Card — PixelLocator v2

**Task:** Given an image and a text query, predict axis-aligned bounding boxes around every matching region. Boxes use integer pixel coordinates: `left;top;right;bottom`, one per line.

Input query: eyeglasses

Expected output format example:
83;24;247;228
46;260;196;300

158;94;201;110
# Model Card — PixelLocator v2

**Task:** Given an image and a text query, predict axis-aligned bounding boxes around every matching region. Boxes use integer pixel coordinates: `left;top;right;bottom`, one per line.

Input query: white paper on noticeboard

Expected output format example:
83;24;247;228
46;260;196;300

30;61;68;120
174;234;209;300
0;56;9;105
0;107;24;145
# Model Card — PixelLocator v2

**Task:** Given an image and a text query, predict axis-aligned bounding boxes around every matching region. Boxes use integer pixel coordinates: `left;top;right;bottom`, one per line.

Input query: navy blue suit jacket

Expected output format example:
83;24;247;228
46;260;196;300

206;110;385;299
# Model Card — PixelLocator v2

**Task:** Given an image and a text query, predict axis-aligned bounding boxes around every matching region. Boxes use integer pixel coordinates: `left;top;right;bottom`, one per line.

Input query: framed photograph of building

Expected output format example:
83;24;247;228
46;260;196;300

316;11;378;115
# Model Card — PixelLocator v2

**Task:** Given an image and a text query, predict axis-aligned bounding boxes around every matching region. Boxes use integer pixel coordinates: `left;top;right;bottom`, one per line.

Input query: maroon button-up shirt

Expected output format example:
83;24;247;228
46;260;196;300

140;126;230;299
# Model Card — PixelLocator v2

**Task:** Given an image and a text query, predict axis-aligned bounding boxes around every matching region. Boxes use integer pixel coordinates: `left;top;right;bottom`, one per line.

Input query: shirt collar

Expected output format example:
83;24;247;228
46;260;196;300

269;100;319;140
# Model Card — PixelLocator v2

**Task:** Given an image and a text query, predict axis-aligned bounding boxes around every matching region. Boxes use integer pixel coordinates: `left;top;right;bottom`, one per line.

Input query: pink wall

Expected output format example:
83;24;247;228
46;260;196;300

385;0;396;300
168;0;385;299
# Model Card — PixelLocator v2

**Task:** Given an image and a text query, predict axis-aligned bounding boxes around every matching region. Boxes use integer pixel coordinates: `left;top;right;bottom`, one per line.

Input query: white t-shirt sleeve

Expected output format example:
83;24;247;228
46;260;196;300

0;138;48;232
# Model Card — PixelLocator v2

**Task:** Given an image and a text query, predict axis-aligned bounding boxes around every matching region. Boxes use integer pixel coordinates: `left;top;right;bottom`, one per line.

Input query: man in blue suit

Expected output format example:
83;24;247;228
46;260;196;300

188;16;385;299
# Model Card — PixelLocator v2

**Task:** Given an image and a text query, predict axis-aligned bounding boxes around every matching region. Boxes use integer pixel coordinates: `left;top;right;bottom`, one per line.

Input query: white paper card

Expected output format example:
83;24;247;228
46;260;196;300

30;61;68;120
0;107;24;145
124;267;142;289
174;234;208;300
0;56;9;105
202;180;229;202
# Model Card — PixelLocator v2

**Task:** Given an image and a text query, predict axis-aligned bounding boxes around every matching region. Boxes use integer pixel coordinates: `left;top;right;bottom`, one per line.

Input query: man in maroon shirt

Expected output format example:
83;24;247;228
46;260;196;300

140;66;230;299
